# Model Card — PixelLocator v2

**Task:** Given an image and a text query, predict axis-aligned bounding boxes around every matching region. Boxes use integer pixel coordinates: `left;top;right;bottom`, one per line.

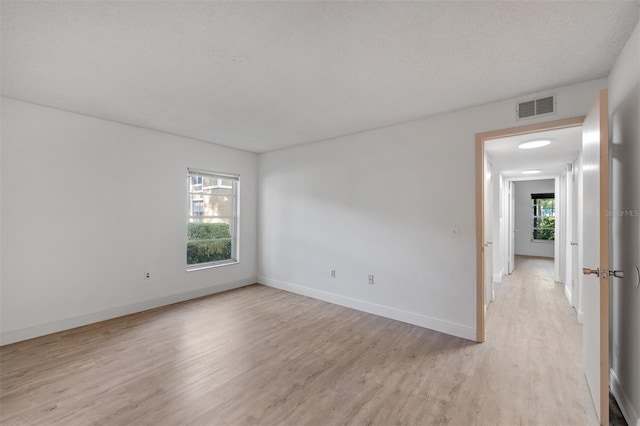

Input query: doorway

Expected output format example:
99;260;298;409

482;128;583;322
475;116;584;342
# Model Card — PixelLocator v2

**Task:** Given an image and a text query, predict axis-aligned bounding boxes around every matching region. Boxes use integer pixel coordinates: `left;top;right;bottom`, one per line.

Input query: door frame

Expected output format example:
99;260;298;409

475;116;585;342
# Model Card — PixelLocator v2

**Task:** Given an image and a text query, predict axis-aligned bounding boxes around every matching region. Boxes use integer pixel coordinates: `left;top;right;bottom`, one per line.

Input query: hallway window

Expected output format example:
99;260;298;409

531;193;555;240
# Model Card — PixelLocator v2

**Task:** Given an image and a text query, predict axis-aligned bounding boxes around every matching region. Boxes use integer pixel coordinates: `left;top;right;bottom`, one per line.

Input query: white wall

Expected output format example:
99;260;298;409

608;22;640;426
258;78;606;341
513;179;555;258
0;98;258;345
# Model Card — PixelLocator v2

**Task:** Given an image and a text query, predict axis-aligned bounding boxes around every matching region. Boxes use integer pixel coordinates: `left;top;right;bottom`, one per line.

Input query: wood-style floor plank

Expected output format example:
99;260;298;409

0;256;597;425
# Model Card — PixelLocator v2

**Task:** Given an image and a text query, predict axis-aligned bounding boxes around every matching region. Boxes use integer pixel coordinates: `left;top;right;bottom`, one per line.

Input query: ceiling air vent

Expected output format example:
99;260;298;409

516;94;556;120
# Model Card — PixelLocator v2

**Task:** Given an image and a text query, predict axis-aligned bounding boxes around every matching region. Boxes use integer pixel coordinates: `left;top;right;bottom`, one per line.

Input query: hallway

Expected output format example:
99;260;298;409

478;255;597;424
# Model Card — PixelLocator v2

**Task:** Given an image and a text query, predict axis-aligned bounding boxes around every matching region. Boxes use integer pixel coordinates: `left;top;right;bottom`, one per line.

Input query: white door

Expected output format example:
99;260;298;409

484;155;493;309
581;89;610;426
508;181;515;274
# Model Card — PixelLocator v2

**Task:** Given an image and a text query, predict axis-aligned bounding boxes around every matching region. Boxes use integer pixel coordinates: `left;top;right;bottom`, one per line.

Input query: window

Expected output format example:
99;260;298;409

191;199;204;217
190;175;203;192
187;169;239;268
531;193;555;241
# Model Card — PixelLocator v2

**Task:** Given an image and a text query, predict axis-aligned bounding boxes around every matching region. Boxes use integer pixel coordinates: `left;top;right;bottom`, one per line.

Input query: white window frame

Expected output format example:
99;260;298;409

186;169;239;270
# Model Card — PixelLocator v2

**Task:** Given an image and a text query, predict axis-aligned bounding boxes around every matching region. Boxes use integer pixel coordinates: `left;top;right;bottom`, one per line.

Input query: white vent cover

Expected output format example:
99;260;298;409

516;95;556;120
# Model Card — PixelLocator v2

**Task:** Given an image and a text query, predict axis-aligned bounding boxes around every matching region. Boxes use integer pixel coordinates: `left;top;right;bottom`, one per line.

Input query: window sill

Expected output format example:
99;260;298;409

530;239;554;243
186;260;239;272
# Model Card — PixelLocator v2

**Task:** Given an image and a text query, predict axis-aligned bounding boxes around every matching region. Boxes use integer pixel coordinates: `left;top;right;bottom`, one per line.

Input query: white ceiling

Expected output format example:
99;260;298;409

485;126;582;178
1;1;638;153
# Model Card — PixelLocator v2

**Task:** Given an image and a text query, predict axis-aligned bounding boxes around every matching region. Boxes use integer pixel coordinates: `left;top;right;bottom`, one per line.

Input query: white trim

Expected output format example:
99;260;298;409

577;310;584;324
610;368;640;426
564;284;572;305
186;260;239;271
0;278;256;346
493;268;504;283
187;168;239;179
505;174;561;182
259;277;476;341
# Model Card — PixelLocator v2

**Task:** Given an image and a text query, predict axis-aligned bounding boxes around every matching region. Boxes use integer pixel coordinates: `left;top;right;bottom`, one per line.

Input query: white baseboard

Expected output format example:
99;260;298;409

258;277;476;341
610;368;640;426
492;268;504;284
564;284;572;305
0;277;256;346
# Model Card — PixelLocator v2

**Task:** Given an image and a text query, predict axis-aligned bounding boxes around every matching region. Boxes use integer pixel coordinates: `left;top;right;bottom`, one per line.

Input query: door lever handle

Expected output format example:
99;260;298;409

582;268;624;279
570;241;578;246
609;270;624;279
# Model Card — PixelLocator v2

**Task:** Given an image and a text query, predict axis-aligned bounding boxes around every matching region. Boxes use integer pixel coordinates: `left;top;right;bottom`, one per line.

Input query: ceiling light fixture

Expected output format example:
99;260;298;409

522;170;541;175
518;139;551;149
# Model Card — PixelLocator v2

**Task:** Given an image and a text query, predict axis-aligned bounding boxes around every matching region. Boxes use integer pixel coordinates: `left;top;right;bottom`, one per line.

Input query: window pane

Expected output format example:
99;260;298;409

187;240;233;265
533;228;555;240
199;186;233;196
540;198;555;216
195;176;234;195
190;199;204;217
187;219;232;240
188;194;233;218
533;217;555;240
188;176;204;193
188;175;235;193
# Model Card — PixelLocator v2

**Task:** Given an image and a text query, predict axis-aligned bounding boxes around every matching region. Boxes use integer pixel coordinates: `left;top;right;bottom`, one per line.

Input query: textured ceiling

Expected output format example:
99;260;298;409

2;1;638;153
485;126;582;178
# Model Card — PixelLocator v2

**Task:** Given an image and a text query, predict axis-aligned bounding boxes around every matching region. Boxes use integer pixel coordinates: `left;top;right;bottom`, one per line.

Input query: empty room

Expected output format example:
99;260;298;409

1;2;639;425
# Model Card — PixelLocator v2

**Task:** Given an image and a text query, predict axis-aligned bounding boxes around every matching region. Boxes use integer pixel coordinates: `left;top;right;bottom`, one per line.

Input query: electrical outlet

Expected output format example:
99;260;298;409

368;274;374;285
330;269;336;278
144;272;151;280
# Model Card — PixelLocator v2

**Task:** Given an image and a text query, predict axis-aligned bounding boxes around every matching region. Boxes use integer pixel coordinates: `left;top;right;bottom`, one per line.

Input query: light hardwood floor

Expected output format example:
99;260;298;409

1;256;597;425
